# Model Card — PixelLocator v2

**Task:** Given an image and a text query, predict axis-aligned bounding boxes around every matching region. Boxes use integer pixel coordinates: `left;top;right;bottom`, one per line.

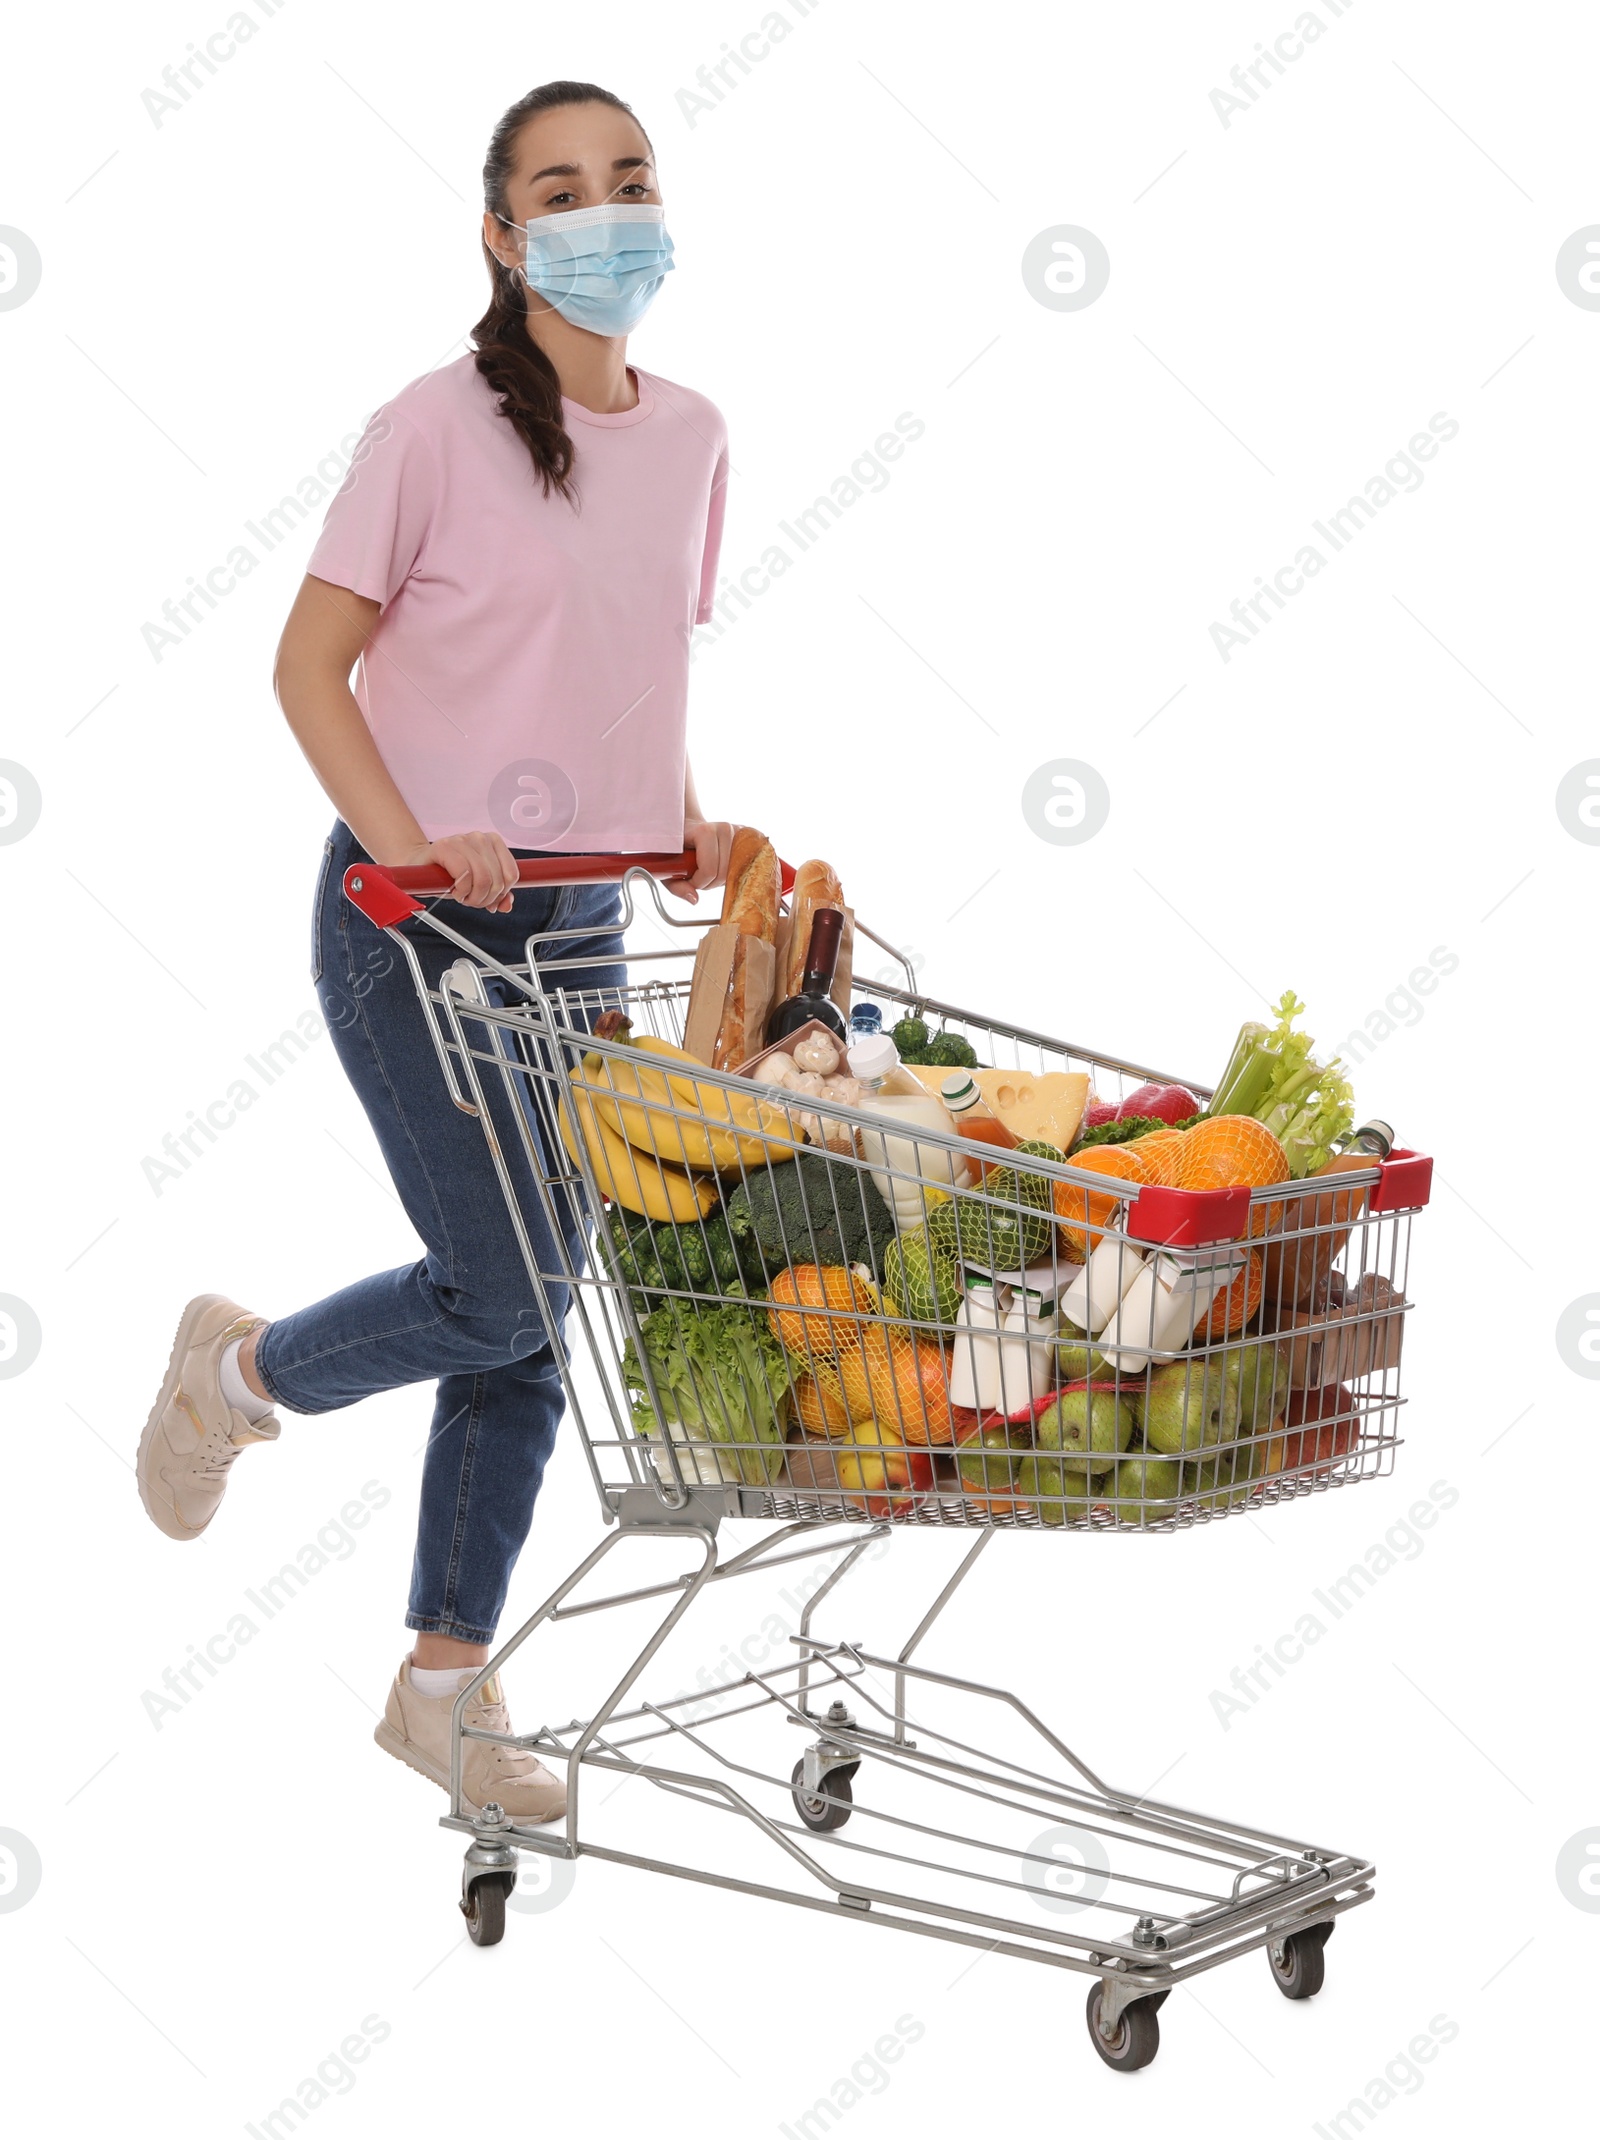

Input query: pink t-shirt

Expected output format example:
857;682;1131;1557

307;355;728;851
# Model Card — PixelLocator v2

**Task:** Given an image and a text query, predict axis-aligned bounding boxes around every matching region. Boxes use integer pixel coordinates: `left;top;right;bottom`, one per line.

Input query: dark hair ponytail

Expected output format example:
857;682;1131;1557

473;80;647;501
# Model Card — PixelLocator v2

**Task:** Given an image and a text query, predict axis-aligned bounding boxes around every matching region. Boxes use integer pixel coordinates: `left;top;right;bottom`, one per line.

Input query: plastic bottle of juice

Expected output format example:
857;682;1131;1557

940;1071;1018;1173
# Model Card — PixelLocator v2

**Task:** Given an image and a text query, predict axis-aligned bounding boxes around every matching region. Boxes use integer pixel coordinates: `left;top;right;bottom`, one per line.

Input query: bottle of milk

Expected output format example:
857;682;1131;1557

847;1034;972;1227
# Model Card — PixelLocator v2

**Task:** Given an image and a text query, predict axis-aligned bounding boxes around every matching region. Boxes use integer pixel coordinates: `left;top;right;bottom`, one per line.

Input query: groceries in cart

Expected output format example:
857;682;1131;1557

558;838;1426;1529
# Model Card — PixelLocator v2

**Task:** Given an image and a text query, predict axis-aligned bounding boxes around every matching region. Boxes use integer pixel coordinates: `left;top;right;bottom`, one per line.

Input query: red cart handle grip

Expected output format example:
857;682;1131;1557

344;851;796;928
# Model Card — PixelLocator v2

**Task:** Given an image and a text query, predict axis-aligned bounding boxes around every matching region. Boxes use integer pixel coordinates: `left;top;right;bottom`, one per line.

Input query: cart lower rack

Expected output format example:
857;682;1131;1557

343;853;1430;2072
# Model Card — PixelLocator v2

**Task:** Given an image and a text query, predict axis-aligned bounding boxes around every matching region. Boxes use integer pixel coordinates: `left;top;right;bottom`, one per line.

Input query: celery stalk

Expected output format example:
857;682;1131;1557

1208;1020;1270;1114
1205;991;1354;1176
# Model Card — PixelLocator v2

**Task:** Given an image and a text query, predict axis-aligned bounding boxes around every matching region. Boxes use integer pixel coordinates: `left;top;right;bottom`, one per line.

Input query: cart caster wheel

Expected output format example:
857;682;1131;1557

462;1871;513;1947
1085;1984;1161;2072
1145;1989;1171;2011
1268;1923;1330;2000
791;1758;858;1833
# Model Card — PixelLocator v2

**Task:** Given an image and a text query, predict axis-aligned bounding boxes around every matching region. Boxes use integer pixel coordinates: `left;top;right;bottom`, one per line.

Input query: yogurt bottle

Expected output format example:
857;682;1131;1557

949;1279;1007;1411
997;1287;1058;1411
1096;1243;1250;1366
1061;1231;1146;1336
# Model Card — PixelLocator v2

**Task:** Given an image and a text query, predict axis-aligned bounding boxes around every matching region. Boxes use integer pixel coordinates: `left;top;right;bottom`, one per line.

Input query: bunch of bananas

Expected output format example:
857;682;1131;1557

557;1019;798;1224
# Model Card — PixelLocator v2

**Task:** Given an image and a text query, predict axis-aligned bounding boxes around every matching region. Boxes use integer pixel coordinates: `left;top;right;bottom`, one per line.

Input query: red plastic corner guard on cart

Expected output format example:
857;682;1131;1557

1126;1184;1253;1249
343;851;797;927
1127;1147;1433;1247
1368;1147;1432;1212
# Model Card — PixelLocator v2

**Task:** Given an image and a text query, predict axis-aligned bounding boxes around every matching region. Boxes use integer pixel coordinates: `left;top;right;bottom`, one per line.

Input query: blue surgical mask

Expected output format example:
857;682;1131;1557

516;203;674;335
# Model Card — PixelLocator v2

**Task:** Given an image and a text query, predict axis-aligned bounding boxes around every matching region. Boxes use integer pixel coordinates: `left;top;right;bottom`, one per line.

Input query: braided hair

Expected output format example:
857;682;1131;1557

473;81;649;501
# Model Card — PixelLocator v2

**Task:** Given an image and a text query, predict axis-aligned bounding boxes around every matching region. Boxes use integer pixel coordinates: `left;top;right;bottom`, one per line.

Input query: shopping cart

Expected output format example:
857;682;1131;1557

343;852;1432;2072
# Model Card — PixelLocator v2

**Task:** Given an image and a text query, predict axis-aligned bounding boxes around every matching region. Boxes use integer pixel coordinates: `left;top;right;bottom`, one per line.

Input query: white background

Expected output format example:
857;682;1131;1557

1;1;1593;2132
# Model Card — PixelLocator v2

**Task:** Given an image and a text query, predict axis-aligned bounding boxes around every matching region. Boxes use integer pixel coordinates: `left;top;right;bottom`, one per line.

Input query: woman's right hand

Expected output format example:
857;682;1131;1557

400;831;520;912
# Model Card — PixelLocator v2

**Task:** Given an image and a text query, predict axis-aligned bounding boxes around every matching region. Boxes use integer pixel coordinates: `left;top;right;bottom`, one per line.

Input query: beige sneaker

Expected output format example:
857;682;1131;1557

137;1294;281;1541
375;1659;567;1825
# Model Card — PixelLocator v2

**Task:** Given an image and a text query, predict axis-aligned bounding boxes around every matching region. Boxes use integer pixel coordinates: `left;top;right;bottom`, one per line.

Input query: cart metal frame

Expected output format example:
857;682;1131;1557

342;855;1421;2070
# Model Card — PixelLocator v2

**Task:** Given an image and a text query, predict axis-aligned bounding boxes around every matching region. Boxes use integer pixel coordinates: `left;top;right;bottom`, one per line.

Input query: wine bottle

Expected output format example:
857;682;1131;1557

765;907;847;1044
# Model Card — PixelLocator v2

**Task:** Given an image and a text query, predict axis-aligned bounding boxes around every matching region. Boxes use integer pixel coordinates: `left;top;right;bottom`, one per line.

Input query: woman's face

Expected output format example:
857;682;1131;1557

484;100;660;273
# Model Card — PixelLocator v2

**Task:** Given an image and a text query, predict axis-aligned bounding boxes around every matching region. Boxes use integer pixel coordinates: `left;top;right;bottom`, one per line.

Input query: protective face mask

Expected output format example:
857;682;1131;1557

517;203;675;335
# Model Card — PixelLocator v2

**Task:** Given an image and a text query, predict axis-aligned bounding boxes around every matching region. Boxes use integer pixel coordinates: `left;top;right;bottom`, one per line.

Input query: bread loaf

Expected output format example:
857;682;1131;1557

719;828;780;943
781;859;845;999
712;934;762;1069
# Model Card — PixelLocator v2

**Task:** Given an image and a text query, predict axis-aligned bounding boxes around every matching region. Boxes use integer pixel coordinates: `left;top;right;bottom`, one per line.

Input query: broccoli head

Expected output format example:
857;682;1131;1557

924;1030;978;1068
891;1016;930;1060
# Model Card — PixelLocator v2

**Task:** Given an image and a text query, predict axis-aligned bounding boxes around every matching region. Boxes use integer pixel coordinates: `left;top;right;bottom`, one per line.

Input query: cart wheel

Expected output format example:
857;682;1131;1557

1085;1984;1161;2072
462;1871;512;1948
1268;1924;1330;2000
791;1758;858;1833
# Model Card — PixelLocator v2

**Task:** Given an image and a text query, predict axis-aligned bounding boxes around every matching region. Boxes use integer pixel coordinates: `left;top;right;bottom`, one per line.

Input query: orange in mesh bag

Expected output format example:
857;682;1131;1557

1052;1145;1153;1258
1123;1126;1187;1186
834;1323;955;1447
766;1265;875;1372
792;1370;853;1439
1176;1116;1290;1234
1198;1248;1263;1339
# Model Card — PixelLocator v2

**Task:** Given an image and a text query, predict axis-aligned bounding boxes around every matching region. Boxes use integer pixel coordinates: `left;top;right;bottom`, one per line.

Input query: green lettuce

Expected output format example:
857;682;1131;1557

622;1289;789;1488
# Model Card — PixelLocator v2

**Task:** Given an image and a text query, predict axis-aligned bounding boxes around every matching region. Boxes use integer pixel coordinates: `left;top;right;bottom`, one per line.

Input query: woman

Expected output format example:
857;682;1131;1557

136;82;735;1825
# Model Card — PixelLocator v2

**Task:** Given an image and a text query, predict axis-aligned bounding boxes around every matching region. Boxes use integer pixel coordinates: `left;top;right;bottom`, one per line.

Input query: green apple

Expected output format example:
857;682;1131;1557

1036;1385;1134;1472
1141;1359;1243;1455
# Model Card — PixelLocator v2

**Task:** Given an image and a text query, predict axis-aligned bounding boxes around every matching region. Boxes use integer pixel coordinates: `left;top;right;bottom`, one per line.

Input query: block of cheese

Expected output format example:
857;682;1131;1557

971;1068;1090;1152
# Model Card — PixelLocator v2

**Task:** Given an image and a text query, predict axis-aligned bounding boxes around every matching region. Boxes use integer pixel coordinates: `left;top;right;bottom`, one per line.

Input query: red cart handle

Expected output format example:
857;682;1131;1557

344;851;796;928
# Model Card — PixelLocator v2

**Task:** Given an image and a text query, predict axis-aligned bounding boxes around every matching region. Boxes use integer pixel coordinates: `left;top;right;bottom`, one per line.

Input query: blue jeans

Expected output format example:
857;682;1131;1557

253;823;624;1645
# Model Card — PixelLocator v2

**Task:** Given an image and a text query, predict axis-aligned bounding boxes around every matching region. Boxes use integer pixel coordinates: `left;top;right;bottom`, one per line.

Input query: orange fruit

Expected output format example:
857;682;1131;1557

1175;1114;1289;1190
1198;1249;1263;1339
1053;1145;1152;1257
793;1370;852;1439
766;1265;875;1369
1124;1127;1187;1186
1175;1116;1290;1236
836;1325;955;1446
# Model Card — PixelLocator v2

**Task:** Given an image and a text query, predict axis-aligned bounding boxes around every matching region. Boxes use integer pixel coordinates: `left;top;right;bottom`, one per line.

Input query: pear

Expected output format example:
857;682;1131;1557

955;1424;1019;1497
1141;1358;1243;1455
1014;1454;1100;1526
1229;1342;1288;1433
1103;1452;1196;1527
1194;1441;1266;1510
1056;1335;1108;1381
1036;1385;1134;1472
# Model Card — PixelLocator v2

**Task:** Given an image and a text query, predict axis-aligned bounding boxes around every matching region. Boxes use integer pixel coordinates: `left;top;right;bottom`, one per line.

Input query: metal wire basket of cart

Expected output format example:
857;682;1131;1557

342;851;1433;2073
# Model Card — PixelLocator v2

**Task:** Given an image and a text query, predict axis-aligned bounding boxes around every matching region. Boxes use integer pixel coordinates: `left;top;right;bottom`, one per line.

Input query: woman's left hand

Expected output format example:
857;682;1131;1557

672;817;736;903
